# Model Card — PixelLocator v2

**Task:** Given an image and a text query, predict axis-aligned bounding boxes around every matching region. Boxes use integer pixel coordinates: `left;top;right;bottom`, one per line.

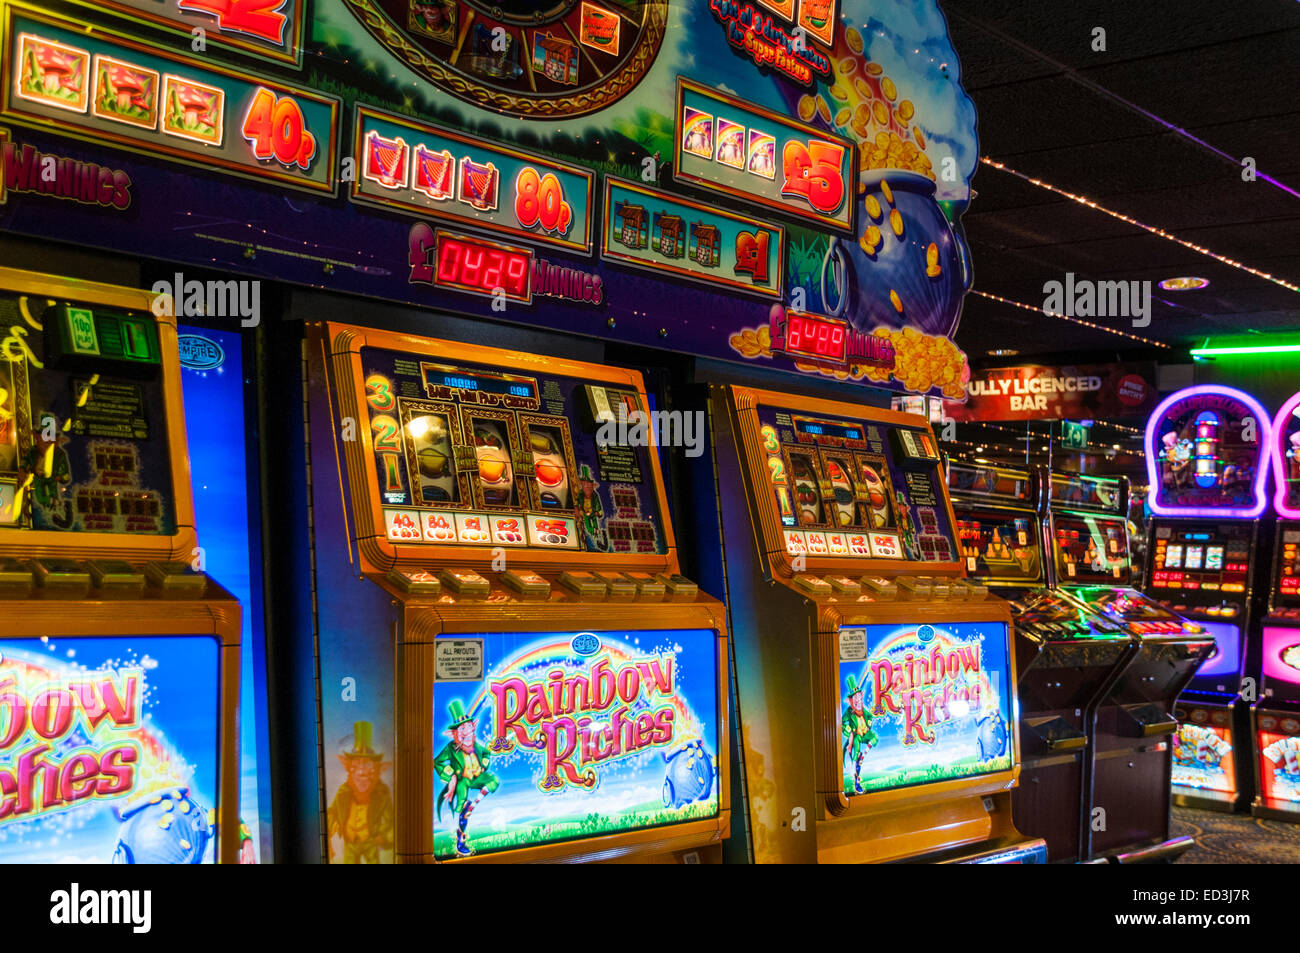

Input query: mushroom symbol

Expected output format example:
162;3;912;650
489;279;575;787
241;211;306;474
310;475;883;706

108;66;143;111
176;85;210;126
35;46;76;95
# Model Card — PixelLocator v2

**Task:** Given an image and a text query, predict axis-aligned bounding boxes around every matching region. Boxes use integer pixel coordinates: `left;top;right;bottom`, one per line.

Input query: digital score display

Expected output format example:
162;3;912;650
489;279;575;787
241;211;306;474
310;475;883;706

434;231;532;303
420;365;539;402
784;313;848;363
793;416;863;443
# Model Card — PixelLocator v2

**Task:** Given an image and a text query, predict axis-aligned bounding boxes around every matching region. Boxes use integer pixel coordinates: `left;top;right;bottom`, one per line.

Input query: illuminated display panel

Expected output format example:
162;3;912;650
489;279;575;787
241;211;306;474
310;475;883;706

1049;473;1122;513
1148;521;1252;606
783;313;849;364
1273;528;1300;608
1172;718;1238;796
1257;725;1300;806
1051;513;1130;586
947;462;1033;504
837;621;1013;794
434;231;532;303
431;628;720;860
0;635;221;863
1145;385;1271;518
955;505;1041;584
0;295;176;535
360;345;667;555
752;403;956;563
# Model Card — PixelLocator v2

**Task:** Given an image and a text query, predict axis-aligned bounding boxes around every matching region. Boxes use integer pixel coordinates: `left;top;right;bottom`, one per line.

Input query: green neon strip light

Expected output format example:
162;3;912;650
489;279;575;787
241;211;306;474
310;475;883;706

1190;343;1300;357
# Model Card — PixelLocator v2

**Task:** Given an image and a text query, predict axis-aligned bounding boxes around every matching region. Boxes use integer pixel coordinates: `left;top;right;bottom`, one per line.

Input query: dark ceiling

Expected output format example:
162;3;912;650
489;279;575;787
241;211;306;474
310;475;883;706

941;0;1300;363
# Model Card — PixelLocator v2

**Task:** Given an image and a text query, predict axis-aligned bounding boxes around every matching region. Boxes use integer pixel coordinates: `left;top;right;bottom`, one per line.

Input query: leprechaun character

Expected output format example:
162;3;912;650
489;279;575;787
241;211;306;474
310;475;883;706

18;413;72;520
842;675;877;794
327;722;394;864
434;700;499;857
573;464;607;552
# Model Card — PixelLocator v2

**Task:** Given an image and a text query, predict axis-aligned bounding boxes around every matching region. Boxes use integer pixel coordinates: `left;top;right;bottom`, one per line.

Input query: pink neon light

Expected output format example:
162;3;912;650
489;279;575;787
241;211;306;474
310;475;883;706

1271;390;1300;519
1144;384;1272;519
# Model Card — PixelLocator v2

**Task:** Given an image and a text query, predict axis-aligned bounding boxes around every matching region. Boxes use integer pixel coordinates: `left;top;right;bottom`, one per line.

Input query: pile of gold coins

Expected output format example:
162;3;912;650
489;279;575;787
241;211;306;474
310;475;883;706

727;322;969;399
797;27;935;182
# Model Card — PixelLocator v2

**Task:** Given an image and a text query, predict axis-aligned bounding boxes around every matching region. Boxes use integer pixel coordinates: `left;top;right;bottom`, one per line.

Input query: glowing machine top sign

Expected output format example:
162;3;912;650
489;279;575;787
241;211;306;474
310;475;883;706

1271;390;1300;519
1144;385;1272;519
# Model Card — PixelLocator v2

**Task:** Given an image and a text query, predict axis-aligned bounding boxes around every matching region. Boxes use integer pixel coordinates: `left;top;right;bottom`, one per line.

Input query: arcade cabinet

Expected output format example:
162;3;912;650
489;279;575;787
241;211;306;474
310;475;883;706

712;385;1045;864
300;322;730;863
1044;470;1213;860
1254;389;1300;819
1142;385;1274;813
947;462;1134;863
0;266;241;863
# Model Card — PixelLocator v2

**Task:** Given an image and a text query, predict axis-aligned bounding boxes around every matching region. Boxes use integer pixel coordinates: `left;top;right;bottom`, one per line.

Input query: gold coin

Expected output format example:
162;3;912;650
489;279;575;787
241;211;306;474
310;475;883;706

887;139;901;156
872;101;889;125
866;61;883;76
835;107;851;126
864;195;882;219
897;99;914;121
830;84;849;101
858;180;866;195
855;103;871;125
875;131;890;149
817;96;831;122
889;208;904;236
852;119;870;139
758;326;771;347
866;224;882;245
858;235;874;255
902;141;918;160
880;180;894;204
914;127;926;149
881;77;897;101
854;78;873;99
838;57;857;75
926;265;942;278
798;95;816;121
926;242;938;266
846;27;863;53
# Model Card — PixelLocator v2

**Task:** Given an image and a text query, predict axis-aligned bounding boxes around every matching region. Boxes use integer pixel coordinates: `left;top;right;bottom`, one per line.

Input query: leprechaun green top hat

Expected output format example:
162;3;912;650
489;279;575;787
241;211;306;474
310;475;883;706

845;675;864;699
345;721;383;759
446;699;476;730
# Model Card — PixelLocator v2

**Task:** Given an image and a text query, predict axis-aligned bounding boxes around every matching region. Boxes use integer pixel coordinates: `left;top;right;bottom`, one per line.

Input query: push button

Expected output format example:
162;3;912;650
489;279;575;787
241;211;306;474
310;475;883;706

500;570;549;600
593;572;637;601
0;559;34;595
895;576;932;599
145;561;207;593
624;572;666;600
438;569;490;599
558;570;607;600
33;558;92;595
825;575;862;597
656;574;699;601
386;568;442;595
793;575;832;596
860;576;898;600
88;560;146;596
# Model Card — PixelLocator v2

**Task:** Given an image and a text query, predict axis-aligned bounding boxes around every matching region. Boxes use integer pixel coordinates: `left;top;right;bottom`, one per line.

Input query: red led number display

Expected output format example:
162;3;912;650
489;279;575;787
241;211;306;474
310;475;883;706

780;139;846;215
514;167;573;236
786;314;847;361
241;87;316;170
435;235;530;300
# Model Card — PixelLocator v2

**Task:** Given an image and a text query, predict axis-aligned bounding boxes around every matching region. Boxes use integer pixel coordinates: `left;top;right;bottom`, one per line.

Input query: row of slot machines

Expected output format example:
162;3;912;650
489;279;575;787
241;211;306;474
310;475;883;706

1;266;1050;864
946;383;1300;862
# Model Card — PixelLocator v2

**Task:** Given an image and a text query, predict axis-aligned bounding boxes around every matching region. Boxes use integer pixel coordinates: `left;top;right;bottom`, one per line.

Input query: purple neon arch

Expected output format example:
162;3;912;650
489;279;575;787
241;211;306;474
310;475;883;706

1271;390;1300;519
1144;384;1272;519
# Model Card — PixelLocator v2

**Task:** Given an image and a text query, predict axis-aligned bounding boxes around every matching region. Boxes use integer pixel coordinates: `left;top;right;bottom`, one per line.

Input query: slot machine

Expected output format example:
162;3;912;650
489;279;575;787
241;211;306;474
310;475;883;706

0;266;241;864
1044;470;1212;859
301;322;730;863
711;385;1045;864
947;462;1134;863
1254;389;1300;819
1141;385;1274;813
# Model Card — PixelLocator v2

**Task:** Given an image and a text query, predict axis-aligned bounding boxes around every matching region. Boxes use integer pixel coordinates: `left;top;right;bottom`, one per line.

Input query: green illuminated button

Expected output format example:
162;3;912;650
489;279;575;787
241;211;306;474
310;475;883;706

32;558;92;593
66;308;100;355
145;561;207;592
0;559;34;593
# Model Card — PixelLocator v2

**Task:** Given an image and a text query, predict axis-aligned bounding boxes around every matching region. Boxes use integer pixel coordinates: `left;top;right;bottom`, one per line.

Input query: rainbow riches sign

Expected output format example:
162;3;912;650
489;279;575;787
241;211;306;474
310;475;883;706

432;629;719;860
838;621;1012;794
0;636;221;863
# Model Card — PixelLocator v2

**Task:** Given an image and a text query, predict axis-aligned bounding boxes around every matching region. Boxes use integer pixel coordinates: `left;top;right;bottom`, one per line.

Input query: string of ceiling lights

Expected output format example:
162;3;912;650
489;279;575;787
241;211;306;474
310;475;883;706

968;289;1172;348
979;157;1300;295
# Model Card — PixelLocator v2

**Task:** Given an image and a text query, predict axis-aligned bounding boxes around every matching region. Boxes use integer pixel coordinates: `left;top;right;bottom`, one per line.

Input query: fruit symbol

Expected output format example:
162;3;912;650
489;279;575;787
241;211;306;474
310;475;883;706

790;455;821;525
662;739;715;809
859;464;890;528
826;459;855;527
529;429;570;508
473;424;514;506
